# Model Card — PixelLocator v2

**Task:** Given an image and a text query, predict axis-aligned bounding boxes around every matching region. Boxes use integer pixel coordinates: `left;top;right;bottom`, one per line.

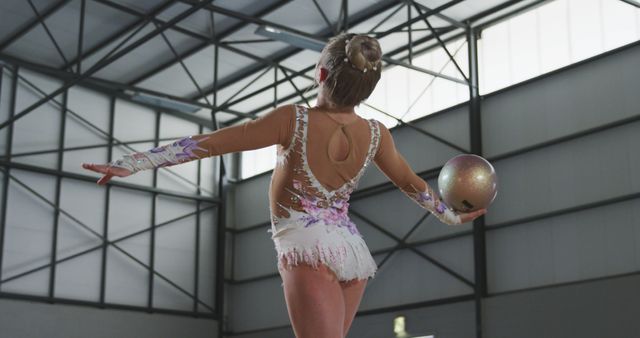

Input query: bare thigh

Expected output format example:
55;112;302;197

340;278;367;337
279;263;345;338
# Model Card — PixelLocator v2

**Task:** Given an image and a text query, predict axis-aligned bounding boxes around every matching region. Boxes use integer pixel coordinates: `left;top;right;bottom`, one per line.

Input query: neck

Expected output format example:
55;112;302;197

316;91;355;113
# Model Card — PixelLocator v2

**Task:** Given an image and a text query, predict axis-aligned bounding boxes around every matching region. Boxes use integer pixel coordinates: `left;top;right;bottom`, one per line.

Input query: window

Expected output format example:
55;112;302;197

479;0;640;94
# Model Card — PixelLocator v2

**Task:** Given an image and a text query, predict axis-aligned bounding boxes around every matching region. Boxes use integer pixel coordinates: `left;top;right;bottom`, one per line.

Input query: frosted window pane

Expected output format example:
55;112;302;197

480;0;640;95
240;145;276;179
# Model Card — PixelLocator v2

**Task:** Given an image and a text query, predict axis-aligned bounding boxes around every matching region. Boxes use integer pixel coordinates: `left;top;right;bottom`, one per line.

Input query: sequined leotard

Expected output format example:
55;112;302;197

268;105;381;280
109;104;461;282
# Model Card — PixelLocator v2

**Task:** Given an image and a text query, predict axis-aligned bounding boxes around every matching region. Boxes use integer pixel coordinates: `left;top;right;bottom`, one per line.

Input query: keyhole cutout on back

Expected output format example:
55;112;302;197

327;126;352;163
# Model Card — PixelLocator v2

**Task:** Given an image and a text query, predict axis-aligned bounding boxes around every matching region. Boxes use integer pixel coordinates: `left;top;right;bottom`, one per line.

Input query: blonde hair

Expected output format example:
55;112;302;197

318;33;383;107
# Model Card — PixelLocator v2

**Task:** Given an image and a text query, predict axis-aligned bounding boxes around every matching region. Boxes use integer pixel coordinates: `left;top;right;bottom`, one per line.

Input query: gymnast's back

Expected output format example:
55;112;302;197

268;104;379;226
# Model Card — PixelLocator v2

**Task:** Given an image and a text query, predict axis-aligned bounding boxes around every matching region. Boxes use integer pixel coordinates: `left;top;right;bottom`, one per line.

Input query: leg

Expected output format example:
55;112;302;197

340;278;367;337
279;262;345;338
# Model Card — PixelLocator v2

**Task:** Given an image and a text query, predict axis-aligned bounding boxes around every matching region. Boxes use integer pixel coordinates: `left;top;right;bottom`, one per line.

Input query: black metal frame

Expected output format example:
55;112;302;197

0;0;224;318
1;1;638;337
221;4;640;337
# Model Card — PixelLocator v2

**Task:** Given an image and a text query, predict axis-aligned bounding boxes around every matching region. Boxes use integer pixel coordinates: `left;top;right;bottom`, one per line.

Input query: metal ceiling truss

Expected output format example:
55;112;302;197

0;0;73;52
0;67;218;318
188;0;403;100
0;0;216;132
126;0;294;86
0;51;249;125
2;0;630;335
61;0;176;72
25;0;70;66
0;0;227;317
220;0;467;126
3;66;213;195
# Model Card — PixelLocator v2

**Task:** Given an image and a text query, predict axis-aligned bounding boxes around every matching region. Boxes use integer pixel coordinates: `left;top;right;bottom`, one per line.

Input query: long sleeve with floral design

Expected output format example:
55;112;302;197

372;121;461;225
108;105;295;173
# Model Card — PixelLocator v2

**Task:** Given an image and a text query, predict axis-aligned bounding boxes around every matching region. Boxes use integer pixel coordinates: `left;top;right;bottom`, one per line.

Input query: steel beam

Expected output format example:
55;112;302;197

349;209;475;288
0;0;216;131
212;2;466;120
467;25;486;338
155;22;211;105
414;3;469;82
311;0;337;35
341;0;349;32
0;0;72;52
1;204;215;286
0;291;216;318
0;159;216;203
374;0;464;40
199;0;466;98
382;55;468;85
6;65;217;195
0;53;232;125
215;66;274;113
6;136;184;159
26;0;69;65
48;88;67;300
366;3;406;34
147;111;160;310
193;125;203;313
620;0;640;8
213;42;228;331
76;0;86;73
408;5;413;63
279;66;311;107
0;65;17;284
411;0;466;28
0;169;216;312
61;0;175;72
188;0;400;101
376;211;429;269
127;0;293;86
100;96;116;306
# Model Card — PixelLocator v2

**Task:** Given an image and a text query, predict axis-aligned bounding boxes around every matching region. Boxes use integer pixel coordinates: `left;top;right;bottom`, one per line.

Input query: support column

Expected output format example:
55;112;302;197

467;25;487;338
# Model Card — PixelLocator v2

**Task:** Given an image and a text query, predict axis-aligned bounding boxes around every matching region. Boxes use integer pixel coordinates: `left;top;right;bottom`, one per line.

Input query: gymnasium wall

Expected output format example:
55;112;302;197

0;297;218;338
0;67;219;336
226;40;640;337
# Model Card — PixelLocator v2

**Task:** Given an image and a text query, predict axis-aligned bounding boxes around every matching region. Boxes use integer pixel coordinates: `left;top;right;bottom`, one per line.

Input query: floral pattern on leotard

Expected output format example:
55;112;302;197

292;179;360;235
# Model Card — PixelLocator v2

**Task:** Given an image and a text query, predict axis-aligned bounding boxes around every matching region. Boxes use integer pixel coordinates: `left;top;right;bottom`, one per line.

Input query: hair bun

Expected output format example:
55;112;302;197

345;35;382;73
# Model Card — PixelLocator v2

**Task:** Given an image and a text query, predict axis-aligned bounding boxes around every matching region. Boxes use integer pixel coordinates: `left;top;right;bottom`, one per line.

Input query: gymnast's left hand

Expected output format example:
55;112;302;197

81;163;132;186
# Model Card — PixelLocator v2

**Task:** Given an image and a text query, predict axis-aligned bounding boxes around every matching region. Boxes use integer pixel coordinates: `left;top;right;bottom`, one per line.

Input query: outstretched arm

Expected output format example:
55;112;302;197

373;121;484;225
82;105;295;184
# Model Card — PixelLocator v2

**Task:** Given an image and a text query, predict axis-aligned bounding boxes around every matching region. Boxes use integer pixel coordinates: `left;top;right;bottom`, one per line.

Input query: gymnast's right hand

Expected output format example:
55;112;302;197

81;163;133;186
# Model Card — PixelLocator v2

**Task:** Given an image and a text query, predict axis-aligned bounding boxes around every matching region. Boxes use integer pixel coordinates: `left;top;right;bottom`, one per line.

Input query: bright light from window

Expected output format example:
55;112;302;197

240;0;640;179
479;0;640;94
240;145;276;179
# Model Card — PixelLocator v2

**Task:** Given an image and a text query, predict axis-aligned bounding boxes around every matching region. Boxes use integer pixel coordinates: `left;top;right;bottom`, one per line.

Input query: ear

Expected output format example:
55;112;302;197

318;67;329;83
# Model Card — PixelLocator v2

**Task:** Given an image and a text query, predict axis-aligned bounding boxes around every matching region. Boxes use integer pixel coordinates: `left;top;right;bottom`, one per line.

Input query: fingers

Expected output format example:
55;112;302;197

82;163;107;174
82;163;114;185
97;174;113;185
459;208;488;224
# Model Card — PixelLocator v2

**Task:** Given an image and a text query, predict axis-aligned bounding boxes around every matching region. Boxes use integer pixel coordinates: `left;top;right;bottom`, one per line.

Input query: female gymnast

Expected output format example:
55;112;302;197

82;33;486;338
